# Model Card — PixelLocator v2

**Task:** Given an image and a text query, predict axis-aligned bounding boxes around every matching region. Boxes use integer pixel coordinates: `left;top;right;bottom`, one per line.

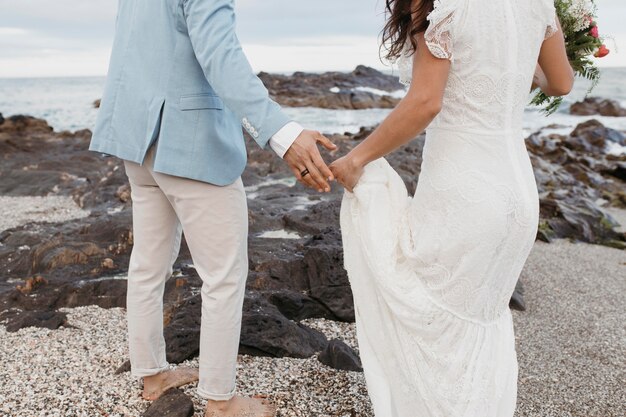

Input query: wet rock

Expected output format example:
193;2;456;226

240;293;328;358
0;115;53;135
1;310;68;332
258;65;403;109
143;388;194;417
268;290;337;321
509;281;526;311
318;339;363;372
0;113;4;125
527;121;626;246
33;239;105;271
115;184;132;203
570;97;626;117
565;119;625;153
1;88;625;364
102;257;115;269
115;360;131;374
304;244;355;322
16;275;48;294
164;296;201;364
539;196;623;244
605;161;626;182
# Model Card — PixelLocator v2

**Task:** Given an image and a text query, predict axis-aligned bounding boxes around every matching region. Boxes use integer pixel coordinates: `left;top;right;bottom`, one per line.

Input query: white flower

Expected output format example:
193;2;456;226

563;0;597;32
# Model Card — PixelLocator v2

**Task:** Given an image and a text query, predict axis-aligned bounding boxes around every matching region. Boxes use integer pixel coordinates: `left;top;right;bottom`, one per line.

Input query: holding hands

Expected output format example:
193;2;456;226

284;130;337;192
283;129;366;194
329;154;364;193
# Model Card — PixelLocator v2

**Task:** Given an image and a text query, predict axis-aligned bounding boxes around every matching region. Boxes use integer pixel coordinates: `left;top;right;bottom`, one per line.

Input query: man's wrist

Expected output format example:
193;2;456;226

269;122;304;158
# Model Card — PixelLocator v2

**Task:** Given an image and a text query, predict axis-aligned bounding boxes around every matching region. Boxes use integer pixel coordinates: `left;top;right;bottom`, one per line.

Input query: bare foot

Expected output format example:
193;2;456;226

204;395;276;417
142;367;199;401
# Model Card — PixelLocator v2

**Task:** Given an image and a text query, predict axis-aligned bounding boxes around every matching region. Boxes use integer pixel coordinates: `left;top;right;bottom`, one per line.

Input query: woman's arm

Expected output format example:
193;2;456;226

330;34;451;191
536;18;575;96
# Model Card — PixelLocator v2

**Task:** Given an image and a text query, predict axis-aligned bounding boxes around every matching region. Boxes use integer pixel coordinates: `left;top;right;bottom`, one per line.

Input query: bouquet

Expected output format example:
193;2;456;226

531;0;610;115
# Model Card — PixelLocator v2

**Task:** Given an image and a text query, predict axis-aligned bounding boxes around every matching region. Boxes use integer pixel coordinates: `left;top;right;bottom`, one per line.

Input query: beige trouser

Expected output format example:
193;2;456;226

123;147;248;401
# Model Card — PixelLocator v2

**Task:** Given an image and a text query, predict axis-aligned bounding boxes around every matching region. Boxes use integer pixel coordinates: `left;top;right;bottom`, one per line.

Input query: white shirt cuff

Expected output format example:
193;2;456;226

269;121;304;158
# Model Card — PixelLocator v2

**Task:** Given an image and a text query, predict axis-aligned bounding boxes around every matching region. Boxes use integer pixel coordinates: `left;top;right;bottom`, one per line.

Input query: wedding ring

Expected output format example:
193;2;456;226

300;168;310;178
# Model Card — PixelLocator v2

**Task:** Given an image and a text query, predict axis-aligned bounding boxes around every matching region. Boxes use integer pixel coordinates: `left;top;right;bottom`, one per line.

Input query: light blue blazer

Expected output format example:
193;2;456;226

90;0;291;185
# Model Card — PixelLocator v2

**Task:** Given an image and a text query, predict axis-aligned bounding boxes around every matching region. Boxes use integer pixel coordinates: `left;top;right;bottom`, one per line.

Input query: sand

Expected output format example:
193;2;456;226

0;196;624;416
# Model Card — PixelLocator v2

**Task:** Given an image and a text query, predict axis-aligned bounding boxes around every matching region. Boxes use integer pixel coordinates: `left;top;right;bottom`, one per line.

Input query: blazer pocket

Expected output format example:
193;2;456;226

179;93;224;111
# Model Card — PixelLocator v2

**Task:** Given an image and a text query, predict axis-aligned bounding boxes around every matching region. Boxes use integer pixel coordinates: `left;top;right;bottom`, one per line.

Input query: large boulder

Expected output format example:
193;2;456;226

318;339;363;372
239;293;328;358
257;65;403;109
570;97;626;117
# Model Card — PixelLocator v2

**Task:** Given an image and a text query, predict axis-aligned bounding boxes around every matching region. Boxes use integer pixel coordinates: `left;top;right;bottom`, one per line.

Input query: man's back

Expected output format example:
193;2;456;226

90;0;290;185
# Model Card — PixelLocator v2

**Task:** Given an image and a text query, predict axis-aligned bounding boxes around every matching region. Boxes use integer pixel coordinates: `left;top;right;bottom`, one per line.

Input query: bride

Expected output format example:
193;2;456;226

330;0;573;416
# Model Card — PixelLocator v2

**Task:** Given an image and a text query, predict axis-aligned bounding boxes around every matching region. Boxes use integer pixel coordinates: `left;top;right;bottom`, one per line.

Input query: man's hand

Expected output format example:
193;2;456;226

284;130;337;192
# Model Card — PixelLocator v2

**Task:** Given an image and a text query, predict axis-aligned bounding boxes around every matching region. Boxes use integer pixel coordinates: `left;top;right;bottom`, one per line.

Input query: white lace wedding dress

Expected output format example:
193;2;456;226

340;1;559;416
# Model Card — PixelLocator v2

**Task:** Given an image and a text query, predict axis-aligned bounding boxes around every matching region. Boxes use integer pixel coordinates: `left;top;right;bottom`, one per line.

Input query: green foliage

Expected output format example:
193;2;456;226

530;0;605;115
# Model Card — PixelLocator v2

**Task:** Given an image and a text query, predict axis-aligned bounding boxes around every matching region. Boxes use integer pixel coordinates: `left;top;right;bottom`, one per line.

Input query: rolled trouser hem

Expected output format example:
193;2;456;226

131;363;170;379
197;385;236;401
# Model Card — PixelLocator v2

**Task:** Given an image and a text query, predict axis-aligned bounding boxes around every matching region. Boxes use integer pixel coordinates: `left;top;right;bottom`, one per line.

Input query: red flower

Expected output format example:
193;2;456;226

594;45;610;58
589;26;599;38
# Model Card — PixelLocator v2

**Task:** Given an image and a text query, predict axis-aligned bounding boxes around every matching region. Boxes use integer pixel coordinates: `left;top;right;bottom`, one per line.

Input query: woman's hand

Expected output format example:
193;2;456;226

329;154;364;193
532;64;548;92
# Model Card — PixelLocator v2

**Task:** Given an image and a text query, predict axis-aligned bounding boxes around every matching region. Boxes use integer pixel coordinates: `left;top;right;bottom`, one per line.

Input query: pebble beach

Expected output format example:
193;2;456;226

1;66;626;417
0;197;624;417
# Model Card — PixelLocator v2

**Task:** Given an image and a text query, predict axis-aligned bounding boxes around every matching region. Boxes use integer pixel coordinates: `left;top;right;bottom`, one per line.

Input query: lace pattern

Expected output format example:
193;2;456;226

424;0;456;61
341;1;551;415
545;14;559;39
396;0;458;86
397;45;414;87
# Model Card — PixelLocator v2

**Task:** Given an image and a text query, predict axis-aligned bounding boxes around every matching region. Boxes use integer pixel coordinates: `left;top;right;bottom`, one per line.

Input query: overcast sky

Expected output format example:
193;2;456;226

0;0;624;78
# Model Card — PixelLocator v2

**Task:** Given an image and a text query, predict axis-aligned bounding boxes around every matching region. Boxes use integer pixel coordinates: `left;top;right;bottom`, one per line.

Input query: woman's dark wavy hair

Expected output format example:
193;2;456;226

381;0;435;61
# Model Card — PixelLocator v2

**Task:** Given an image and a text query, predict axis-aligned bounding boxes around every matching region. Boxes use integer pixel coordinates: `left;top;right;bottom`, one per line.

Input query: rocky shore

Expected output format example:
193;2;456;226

259;66;404;109
1;67;625;416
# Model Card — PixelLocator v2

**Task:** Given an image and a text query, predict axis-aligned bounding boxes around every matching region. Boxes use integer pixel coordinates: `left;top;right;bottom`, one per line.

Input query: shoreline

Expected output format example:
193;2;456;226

1;238;624;416
1;67;625;416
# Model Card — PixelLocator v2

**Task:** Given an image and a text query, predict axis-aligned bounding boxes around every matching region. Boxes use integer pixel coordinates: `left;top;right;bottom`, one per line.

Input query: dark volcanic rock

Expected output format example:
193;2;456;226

318;339;363;372
258;65;403;110
268;290;337;321
115;360;132;374
570;97;626;117
527;120;626;247
0;113;4;125
240;293;328;358
509;281;526;312
163;292;330;364
143;388;194;417
1;310;68;332
565;119;625;153
164;296;202;364
1;86;625;359
539;196;623;246
0;115;53;136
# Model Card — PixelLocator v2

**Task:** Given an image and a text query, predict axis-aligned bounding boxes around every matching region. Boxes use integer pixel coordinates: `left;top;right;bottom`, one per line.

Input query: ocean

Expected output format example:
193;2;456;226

1;68;625;139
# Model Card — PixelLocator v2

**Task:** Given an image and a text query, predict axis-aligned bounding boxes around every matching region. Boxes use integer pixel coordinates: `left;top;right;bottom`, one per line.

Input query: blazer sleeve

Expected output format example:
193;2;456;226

181;0;291;148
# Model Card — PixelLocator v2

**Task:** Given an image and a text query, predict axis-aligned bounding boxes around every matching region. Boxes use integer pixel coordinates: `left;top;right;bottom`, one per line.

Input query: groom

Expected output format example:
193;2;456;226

90;0;336;415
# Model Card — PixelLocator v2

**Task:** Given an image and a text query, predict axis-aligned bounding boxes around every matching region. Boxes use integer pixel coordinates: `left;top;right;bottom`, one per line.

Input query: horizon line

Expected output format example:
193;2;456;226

2;65;626;81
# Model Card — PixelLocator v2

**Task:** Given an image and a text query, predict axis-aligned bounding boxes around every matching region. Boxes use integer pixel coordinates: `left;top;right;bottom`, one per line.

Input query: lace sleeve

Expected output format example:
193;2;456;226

544;1;559;39
395;0;458;86
397;45;414;87
545;15;559;39
424;0;457;61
